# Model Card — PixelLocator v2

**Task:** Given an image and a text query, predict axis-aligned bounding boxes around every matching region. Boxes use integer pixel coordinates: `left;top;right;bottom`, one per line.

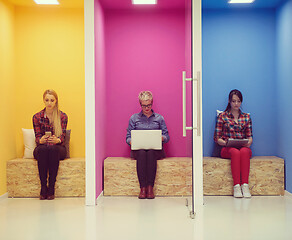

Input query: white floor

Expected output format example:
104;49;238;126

0;194;292;240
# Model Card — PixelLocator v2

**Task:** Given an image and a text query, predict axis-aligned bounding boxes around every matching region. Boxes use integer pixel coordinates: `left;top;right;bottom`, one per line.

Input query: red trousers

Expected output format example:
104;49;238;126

221;147;252;186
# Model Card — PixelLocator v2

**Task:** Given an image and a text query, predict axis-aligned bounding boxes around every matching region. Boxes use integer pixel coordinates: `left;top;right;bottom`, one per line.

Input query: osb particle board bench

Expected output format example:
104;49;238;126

7;158;85;198
204;156;285;196
104;156;284;196
104;157;192;196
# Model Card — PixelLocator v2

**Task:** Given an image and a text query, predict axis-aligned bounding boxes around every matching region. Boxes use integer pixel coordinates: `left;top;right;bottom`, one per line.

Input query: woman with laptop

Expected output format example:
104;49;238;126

126;91;170;199
33;89;68;200
214;89;253;198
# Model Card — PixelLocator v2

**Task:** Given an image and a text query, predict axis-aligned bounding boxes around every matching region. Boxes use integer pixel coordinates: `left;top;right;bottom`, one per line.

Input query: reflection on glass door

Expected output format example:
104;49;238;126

183;0;193;216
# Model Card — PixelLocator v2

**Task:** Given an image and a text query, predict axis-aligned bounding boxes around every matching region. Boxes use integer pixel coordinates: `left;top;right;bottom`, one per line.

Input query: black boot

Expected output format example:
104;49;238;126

40;185;48;200
47;184;55;200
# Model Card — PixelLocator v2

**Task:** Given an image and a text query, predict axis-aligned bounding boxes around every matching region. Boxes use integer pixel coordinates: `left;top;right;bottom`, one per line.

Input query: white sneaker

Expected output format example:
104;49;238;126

233;184;243;198
241;183;251;198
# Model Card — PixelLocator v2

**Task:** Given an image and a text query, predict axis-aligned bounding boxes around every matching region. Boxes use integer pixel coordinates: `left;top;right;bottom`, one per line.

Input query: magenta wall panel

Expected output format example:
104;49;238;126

104;9;189;157
95;0;106;197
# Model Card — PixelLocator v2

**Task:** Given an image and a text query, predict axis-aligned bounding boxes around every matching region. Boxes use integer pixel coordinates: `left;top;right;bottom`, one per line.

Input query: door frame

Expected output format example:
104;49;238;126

192;0;204;213
85;0;96;206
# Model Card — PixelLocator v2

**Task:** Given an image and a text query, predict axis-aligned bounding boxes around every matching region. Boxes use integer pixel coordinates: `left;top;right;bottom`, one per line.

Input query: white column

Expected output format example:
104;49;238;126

84;0;96;206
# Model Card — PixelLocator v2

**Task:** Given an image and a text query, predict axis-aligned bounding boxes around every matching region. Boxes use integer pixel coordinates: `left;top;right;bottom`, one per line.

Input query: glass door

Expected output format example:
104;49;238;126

192;0;203;216
183;0;203;217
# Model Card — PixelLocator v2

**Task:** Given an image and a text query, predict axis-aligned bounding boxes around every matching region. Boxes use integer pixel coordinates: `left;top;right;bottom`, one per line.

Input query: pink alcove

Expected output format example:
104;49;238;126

95;0;192;197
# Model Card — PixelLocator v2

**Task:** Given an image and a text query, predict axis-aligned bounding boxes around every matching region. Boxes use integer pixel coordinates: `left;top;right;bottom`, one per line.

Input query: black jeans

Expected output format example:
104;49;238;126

132;149;164;188
33;145;66;195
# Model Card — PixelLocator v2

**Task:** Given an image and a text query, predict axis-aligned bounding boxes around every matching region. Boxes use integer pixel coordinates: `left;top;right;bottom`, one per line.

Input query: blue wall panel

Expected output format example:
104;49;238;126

276;0;292;191
202;9;277;157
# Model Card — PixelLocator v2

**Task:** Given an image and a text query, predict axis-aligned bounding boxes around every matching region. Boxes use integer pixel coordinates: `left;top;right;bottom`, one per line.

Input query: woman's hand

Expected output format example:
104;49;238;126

47;135;61;145
39;135;49;144
244;137;253;148
217;138;227;147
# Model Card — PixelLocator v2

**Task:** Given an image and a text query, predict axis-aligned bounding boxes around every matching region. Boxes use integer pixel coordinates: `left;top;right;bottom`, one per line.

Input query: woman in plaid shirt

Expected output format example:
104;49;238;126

214;89;253;198
33;89;68;200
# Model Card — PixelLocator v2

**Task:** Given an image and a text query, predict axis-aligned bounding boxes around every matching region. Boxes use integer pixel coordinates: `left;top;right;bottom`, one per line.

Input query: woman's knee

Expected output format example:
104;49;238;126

138;149;147;155
146;149;155;157
147;149;163;161
240;147;252;158
223;148;240;163
134;149;147;160
33;145;49;159
48;145;66;160
221;147;240;159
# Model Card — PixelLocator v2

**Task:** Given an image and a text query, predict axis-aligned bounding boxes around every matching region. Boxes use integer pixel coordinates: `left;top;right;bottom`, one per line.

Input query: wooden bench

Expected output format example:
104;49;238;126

104;157;191;196
104;156;284;196
204;156;284;196
7;158;85;198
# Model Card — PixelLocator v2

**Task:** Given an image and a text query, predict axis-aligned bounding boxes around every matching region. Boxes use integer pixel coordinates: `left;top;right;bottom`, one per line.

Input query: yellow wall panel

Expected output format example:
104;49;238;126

14;7;85;158
0;0;16;195
0;3;85;195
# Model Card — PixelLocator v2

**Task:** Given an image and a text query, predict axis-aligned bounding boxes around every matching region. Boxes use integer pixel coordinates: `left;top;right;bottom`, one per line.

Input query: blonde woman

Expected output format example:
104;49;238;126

126;91;169;199
33;89;68;200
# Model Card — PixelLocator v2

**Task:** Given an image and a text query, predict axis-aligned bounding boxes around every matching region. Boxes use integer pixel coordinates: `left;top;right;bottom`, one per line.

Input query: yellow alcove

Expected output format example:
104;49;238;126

0;0;85;195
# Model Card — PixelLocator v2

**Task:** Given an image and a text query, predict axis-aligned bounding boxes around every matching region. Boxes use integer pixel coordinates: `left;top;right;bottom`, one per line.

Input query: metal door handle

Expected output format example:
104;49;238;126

182;71;193;137
182;71;201;137
195;71;201;137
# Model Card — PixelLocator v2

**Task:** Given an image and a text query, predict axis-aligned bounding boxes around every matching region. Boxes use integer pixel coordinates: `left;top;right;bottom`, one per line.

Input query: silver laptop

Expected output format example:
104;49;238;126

131;130;162;150
226;138;249;148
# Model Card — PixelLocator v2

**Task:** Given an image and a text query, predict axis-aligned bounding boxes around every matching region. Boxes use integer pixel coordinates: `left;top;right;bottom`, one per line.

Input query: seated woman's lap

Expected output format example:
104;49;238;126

132;149;165;161
33;145;67;161
221;147;252;160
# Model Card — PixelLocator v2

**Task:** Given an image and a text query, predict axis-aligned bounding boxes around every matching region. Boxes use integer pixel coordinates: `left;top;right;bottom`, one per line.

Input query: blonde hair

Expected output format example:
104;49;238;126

138;91;153;103
43;89;62;138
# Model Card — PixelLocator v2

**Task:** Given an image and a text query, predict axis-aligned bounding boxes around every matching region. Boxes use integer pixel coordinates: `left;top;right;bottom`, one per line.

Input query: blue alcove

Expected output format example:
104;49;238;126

202;0;292;191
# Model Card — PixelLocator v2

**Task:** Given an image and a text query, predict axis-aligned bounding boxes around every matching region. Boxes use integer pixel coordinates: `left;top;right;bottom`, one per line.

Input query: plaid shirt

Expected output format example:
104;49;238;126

214;110;252;142
33;108;68;146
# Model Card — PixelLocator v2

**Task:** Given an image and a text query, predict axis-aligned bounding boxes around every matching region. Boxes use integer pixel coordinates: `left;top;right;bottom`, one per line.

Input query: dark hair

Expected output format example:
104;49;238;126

224;89;243;112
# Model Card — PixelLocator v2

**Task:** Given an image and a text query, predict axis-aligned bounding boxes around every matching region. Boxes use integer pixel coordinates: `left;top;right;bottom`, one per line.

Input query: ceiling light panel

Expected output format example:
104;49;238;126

34;0;60;4
132;0;157;5
229;0;255;3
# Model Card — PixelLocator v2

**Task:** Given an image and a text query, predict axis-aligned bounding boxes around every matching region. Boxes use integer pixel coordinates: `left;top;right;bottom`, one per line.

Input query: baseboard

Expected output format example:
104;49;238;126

0;192;8;201
285;190;292;198
96;191;104;204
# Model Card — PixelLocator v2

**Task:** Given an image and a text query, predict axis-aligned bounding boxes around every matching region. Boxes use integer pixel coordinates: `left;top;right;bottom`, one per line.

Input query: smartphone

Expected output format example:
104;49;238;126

45;131;52;137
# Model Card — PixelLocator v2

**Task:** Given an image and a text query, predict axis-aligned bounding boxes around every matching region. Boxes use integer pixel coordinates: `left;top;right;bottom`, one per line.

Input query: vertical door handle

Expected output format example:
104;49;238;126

182;71;201;137
182;71;193;137
195;71;201;137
